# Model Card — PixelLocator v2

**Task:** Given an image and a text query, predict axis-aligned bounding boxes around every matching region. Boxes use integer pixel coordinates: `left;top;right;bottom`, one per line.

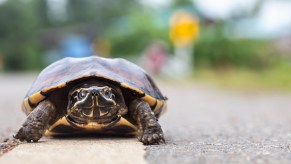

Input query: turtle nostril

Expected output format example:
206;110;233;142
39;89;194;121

91;89;98;96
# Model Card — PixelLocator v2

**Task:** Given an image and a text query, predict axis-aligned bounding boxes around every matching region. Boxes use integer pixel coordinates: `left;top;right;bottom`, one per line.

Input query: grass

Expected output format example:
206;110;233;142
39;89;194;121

194;63;291;91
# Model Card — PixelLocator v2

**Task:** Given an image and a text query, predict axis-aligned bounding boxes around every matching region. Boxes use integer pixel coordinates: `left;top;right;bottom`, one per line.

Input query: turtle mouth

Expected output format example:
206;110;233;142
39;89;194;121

66;115;121;129
66;112;121;126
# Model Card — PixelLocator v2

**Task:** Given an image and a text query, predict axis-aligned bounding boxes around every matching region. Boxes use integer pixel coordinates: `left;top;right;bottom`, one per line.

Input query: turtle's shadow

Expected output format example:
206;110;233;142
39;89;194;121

47;133;136;140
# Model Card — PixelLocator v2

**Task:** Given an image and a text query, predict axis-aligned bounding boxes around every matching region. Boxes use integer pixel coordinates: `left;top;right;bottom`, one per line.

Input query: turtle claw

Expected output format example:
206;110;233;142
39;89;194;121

14;123;44;143
159;138;165;144
139;127;165;145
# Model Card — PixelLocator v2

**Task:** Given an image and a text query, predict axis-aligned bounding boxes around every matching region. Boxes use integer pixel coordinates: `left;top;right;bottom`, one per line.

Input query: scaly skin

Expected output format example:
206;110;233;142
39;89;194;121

129;99;165;145
14;100;57;142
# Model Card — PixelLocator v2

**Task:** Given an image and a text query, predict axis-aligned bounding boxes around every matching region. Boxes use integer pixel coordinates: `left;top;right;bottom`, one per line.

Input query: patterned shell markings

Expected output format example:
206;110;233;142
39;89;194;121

26;56;165;100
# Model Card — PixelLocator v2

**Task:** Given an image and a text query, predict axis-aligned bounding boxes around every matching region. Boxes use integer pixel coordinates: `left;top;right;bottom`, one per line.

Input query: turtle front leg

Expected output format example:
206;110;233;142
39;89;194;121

129;99;165;145
14;100;57;142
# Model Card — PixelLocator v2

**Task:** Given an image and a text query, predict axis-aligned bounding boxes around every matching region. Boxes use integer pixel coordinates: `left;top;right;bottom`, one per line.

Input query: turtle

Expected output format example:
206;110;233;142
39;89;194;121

14;56;167;145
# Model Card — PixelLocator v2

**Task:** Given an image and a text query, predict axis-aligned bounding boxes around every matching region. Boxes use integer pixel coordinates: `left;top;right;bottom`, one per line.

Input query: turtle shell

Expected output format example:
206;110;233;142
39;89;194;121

22;56;167;134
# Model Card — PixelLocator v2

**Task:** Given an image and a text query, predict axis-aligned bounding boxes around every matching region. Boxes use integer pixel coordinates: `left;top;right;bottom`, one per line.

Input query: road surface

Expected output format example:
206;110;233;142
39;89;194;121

1;74;291;163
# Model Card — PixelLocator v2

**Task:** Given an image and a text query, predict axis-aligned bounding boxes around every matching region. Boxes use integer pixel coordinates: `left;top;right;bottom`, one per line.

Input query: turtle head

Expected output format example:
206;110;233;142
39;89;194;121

67;83;128;124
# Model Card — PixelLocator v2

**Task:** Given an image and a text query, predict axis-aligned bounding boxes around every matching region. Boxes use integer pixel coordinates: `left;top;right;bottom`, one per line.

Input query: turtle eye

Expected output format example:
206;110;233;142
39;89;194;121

104;89;114;99
78;90;87;99
104;89;110;97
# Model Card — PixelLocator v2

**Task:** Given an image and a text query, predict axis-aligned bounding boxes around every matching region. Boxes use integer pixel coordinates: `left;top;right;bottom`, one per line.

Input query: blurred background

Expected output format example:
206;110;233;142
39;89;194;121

2;1;291;161
0;0;291;90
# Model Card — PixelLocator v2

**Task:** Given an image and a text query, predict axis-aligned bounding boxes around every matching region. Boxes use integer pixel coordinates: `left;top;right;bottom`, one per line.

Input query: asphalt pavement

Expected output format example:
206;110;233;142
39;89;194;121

1;74;291;164
147;82;291;164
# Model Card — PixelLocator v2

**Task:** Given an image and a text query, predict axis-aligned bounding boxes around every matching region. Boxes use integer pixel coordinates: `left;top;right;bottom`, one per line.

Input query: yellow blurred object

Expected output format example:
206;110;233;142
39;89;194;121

0;53;3;71
93;38;111;57
169;11;199;47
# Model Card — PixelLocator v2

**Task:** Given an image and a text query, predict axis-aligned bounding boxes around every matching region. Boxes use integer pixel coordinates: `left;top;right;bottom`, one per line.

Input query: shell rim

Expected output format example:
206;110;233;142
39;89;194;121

23;75;167;114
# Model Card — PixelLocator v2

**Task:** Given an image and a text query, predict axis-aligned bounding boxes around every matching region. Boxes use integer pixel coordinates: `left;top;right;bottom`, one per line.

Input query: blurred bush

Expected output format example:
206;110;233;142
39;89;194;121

0;0;42;71
105;8;171;57
195;23;276;70
0;0;289;74
0;0;140;71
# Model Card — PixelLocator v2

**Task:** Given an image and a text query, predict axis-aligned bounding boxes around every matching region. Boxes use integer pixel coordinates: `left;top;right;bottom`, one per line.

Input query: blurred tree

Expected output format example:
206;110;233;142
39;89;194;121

171;0;193;7
105;7;170;57
66;0;139;35
0;0;284;72
0;0;42;71
0;0;141;71
194;23;275;69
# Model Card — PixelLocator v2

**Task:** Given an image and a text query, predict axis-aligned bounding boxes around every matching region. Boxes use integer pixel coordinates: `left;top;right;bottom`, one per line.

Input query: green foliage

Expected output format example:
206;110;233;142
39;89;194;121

105;8;171;57
0;0;287;74
0;0;42;71
67;0;137;27
195;61;291;91
0;0;140;71
194;25;275;69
